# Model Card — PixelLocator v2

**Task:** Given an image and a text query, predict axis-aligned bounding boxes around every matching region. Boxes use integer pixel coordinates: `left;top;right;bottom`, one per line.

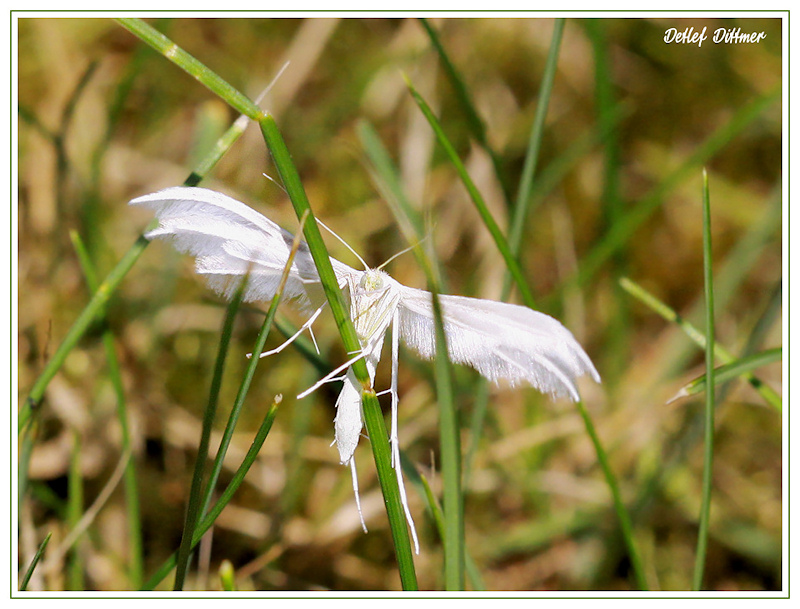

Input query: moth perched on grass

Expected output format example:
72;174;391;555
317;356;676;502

130;186;600;552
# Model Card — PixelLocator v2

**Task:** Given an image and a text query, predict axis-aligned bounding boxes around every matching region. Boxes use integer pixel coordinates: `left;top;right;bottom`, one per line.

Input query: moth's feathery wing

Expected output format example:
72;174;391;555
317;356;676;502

129;186;357;308
397;286;600;401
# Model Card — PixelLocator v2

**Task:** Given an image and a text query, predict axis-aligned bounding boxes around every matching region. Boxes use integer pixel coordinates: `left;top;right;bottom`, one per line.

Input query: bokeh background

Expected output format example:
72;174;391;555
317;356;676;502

17;16;782;591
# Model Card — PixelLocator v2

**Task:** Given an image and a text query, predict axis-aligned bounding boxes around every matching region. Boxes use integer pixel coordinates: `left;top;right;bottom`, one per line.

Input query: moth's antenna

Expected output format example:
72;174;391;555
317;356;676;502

255;61;291;106
377;234;431;271
262;172;287;194
257;62;293;193
316;218;369;271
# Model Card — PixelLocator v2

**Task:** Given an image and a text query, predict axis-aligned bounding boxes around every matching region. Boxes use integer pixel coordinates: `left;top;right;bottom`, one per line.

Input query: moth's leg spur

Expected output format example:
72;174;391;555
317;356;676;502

253;302;326;359
296;350;367;399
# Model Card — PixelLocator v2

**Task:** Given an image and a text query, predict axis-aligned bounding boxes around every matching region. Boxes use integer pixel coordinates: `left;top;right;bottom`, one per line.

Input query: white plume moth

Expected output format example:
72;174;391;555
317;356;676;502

130;186;600;553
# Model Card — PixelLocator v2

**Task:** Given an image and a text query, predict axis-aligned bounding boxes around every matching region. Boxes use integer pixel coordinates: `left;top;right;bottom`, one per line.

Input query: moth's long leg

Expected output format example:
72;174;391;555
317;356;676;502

390;309;420;554
253;302;326;359
390;310;400;467
296;350;367;399
349;457;368;533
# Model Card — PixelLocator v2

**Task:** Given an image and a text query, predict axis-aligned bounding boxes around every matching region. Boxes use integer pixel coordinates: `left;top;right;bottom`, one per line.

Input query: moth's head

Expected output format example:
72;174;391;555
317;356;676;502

359;269;387;292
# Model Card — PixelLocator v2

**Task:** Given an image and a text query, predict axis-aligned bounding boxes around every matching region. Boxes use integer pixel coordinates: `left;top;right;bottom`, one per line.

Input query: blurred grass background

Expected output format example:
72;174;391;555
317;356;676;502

17;16;782;591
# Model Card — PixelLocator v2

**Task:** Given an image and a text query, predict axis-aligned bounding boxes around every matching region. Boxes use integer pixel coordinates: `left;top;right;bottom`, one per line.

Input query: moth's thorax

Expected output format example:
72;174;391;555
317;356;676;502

350;269;400;344
358;269;387;291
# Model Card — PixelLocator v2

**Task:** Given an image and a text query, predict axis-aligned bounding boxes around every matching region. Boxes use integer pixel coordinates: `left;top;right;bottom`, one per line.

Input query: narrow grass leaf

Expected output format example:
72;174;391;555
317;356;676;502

69;229;144;587
669;347;782;403
405;78;535;309
506;18;565;278
357;119;461;589
115;18;263;121
219;560;237;591
20;532;52;592
172;272;249;591
142;398;281;591
259;115;419;588
361;391;419;590
619;276;781;410
431;290;463;590
693;169;716;591
575;399;648;590
418;18;513;206
198;212;310;523
418;473;485;591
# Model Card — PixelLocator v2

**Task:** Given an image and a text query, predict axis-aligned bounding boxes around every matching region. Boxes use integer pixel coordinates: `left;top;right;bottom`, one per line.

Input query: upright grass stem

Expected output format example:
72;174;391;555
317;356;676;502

69;230;144;588
357;119;462;589
693;169;716;590
142;399;281;591
259;114;419;590
172;275;248;591
405;79;535;310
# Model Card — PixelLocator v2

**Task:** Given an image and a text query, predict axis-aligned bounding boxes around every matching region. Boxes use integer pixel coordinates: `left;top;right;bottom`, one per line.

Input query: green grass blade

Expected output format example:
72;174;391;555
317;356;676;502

19;532;52;591
405;78;535;309
575;399;648;590
259;115;419;589
693;169;716;590
357;119;462;589
361;391;419;590
619;277;782;410
431;291;463;590
20;66;257;432
356;119;446;289
418;18;513;206
67;431;84;590
219;560;237;591
663;188;782;376
574;87;780;289
670;348;781;403
259;115;364;375
198;212;310;523
115;18;262;121
172;274;248;591
141;398;281;591
506;18;565;271
418;473;485;590
69;229;144;588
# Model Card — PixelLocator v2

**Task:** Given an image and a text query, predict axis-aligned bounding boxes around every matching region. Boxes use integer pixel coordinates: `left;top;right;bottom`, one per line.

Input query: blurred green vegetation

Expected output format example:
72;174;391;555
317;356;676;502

17;16;782;592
